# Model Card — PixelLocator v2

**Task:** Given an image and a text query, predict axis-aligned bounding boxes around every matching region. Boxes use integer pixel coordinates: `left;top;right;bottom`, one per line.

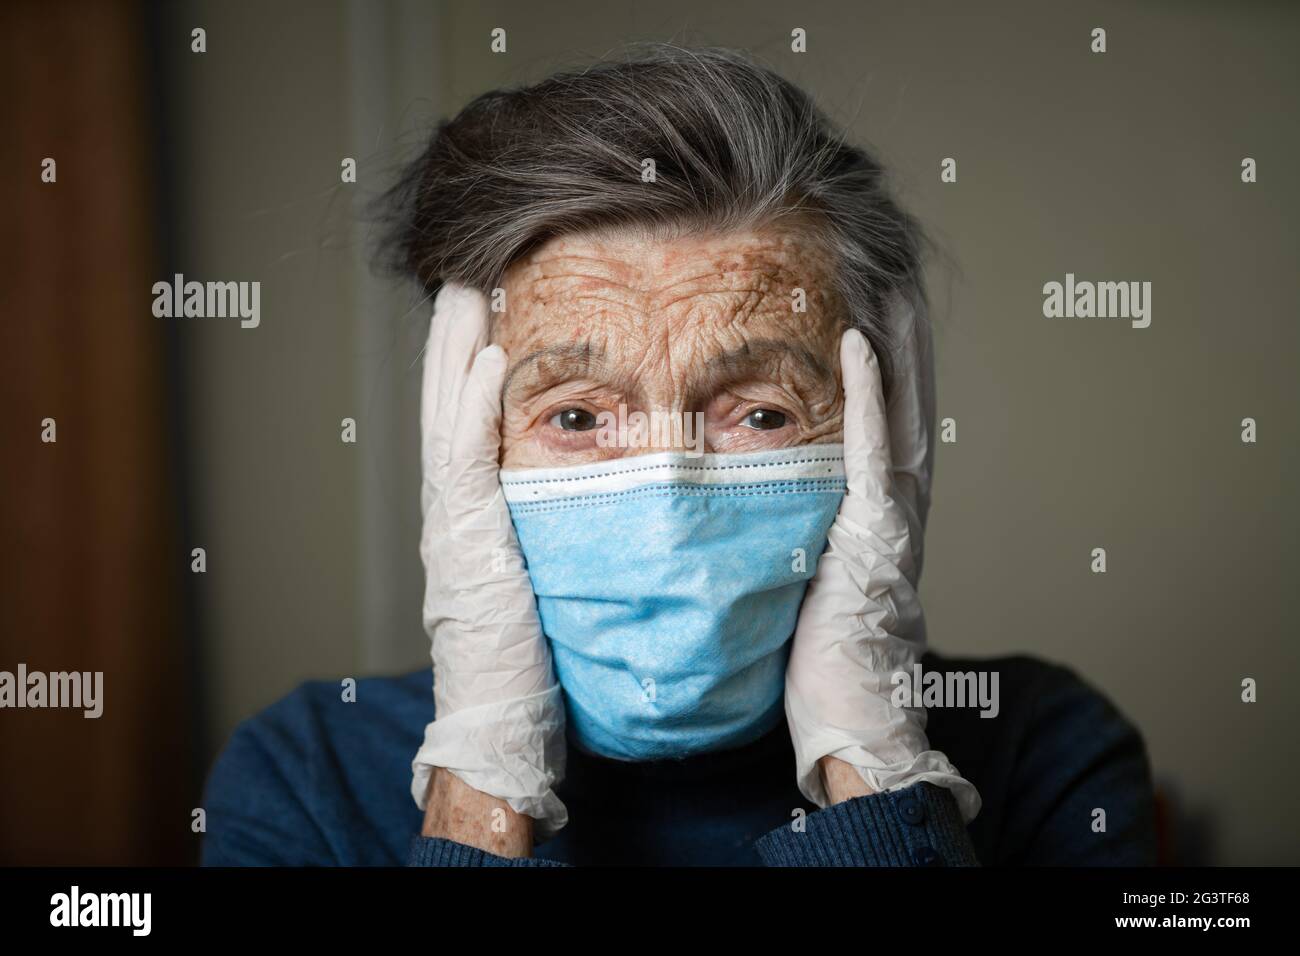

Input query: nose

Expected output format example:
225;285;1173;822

607;404;707;457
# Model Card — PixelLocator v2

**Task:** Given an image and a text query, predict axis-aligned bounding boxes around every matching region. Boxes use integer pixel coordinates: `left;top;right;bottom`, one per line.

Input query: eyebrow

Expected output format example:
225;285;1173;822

691;338;834;403
502;343;610;396
501;337;835;402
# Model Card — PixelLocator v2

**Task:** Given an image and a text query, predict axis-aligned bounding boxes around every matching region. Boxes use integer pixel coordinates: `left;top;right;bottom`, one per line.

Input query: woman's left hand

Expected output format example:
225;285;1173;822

784;328;980;819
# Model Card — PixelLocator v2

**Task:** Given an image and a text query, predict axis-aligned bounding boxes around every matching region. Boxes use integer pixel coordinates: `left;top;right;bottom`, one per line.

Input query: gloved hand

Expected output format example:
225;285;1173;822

410;282;567;840
784;325;981;821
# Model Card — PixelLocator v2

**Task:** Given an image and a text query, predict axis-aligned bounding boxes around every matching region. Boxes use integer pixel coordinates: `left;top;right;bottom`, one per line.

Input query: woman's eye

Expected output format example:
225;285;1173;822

741;408;787;430
550;408;599;431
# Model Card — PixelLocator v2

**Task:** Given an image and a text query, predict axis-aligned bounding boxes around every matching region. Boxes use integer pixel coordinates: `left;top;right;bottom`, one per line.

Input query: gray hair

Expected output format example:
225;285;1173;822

375;44;929;397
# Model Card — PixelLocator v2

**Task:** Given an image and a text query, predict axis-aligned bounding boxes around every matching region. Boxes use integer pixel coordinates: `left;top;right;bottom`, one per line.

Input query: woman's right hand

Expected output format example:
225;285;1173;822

411;283;567;848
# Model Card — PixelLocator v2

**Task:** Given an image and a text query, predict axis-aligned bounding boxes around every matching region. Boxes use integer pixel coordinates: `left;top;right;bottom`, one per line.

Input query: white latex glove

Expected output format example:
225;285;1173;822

784;325;981;821
410;282;567;840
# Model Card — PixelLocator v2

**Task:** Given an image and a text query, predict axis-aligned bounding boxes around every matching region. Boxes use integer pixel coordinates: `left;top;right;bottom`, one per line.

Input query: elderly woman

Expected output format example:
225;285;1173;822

202;47;1155;866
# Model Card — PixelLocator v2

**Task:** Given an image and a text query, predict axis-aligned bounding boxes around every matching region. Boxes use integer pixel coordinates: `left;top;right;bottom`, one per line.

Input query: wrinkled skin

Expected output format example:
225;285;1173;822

490;224;847;468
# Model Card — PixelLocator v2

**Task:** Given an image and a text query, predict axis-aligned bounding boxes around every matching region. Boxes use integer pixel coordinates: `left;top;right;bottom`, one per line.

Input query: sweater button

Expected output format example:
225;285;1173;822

897;795;926;826
912;845;943;867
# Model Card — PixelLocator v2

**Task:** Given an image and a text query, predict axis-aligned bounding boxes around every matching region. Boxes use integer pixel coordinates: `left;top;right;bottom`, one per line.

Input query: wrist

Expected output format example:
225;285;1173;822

819;755;877;804
421;767;534;857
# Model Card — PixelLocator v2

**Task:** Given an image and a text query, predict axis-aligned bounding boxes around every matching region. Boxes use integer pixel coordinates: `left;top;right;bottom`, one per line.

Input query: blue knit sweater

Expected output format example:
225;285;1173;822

200;652;1156;866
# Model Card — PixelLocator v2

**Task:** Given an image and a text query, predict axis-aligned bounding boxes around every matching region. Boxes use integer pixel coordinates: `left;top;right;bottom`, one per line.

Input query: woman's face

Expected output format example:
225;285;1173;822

491;223;847;468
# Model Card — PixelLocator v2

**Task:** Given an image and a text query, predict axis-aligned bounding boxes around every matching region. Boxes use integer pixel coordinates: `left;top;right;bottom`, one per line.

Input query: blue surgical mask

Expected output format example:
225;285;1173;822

501;444;846;761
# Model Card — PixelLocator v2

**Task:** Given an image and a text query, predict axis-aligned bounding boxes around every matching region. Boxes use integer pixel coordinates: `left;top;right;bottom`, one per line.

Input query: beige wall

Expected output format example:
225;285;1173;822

175;0;1299;863
169;0;437;754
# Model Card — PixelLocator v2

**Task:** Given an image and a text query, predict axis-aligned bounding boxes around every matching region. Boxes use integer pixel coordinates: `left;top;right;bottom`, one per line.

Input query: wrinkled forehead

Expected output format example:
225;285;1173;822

491;224;846;367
